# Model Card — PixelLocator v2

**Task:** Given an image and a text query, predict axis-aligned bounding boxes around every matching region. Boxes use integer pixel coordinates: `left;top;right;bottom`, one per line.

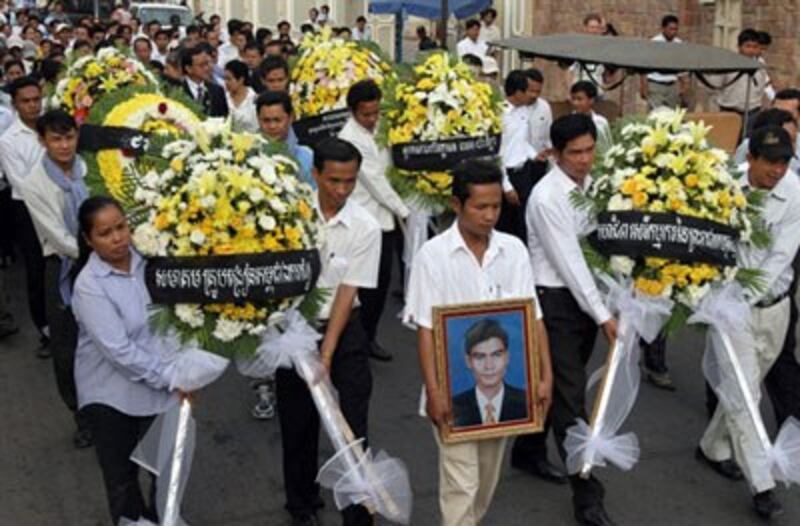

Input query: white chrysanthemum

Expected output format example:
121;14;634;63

249;187;265;203
258;214;277;231
608;194;633;211
132;224;161;256
189;230;206;246
175;304;205;329
213;318;245;342
610;255;635;277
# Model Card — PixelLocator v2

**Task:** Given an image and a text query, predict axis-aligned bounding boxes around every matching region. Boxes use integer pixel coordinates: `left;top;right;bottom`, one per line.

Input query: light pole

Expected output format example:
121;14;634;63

440;0;449;49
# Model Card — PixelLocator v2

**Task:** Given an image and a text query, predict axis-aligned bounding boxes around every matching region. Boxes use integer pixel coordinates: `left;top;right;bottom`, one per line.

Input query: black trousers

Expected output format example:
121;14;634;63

497;160;548;242
275;313;373;524
84;404;157;524
642;332;668;374
358;228;395;343
0;187;14;259
13;200;47;332
44;257;88;430
512;287;605;509
765;251;800;425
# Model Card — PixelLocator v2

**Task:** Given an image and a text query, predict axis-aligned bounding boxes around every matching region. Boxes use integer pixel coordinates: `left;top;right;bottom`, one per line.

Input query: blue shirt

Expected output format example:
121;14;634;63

72;248;178;416
287;127;316;188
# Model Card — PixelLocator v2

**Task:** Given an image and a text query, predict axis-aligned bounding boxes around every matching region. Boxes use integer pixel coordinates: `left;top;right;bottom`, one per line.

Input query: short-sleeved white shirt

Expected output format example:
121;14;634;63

314;196;382;320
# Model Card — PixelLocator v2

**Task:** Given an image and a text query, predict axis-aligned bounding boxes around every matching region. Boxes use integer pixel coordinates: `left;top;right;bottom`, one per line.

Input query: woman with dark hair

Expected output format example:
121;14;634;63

223;59;258;132
71;196;226;524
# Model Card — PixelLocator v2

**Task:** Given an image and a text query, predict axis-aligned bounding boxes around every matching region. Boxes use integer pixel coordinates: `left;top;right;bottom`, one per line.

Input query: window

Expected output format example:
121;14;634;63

713;0;742;51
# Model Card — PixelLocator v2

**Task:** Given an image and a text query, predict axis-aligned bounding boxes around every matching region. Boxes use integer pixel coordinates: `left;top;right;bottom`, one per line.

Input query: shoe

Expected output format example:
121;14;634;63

368;341;392;362
511;457;567;485
644;368;676;391
291;513;319;526
574;503;617;526
753;490;783;519
73;428;93;449
695;447;743;480
251;383;276;420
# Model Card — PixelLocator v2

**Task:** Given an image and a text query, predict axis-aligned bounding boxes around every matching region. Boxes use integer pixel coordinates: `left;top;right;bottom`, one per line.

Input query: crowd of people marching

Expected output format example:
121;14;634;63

1;1;800;525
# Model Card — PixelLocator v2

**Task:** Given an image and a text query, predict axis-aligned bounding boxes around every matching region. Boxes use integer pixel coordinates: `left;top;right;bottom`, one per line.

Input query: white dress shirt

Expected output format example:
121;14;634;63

715;67;769;112
476;384;504;423
216;42;239;68
0;105;14;192
314;196;382;320
647;33;683;84
456;37;488;58
591;111;613;151
480;23;501;44
738;162;800;304
0;115;44;200
150;48;168;65
404;222;542;416
528;98;553;154
338;117;410;231
526;163;611;324
22;158;87;259
185;77;205;101
352;26;372;42
226;87;259;133
500;102;538;191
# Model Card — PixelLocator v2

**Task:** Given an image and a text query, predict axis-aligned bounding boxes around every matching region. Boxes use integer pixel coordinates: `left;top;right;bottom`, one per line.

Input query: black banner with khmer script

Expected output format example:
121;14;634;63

391;134;501;171
590;211;738;266
145;250;321;304
293;109;351;146
78;124;151;154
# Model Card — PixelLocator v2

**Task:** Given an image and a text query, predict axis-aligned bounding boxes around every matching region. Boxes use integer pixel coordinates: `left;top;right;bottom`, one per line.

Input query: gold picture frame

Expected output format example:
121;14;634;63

433;298;542;443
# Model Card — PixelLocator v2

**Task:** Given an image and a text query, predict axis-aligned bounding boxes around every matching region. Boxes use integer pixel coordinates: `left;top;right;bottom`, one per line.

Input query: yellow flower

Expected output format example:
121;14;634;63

170;158;185;173
632;192;649;208
621;178;638;196
684;174;699;188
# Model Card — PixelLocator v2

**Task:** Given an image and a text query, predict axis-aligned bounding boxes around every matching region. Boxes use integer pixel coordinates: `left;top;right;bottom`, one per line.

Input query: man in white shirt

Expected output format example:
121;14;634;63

640;15;688;110
275;137;381;526
404;159;552;526
150;29;170;66
23;109;92;449
479;8;501;44
525;68;554;155
570;81;612;153
523;114;618;526
0;76;47;352
698;126;800;520
352;16;371;42
339;80;409;361
457;19;488;59
715;29;768;139
217;21;246;68
497;70;547;241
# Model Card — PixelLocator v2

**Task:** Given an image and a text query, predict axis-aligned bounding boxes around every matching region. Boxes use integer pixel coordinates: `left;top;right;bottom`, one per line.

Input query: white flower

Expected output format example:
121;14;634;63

189;230;206;246
199;195;217;209
258;214;277;231
610;256;635;276
270;198;287;214
249;187;265;203
132;224;161;256
608;194;633;211
213;318;245;342
175;304;205;329
142;170;160;190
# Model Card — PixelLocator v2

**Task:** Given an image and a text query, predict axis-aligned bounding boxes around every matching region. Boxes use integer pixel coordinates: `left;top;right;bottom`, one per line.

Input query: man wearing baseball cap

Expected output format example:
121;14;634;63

697;125;800;520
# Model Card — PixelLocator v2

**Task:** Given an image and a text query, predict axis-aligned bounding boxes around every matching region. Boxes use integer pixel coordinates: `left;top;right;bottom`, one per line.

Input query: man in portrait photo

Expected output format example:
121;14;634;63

452;318;528;427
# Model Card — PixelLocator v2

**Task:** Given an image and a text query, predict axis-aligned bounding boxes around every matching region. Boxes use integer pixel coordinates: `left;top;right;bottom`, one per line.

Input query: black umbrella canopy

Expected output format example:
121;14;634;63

492;34;762;75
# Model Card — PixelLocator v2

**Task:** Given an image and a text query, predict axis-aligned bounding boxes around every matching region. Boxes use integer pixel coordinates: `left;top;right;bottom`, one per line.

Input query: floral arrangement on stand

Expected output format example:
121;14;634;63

380;52;503;210
132;119;322;356
82;86;204;206
290;27;393;120
573;108;769;329
49;47;159;123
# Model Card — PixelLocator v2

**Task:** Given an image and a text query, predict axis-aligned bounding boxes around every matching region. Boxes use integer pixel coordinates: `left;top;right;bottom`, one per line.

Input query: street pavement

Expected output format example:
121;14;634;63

1;257;799;526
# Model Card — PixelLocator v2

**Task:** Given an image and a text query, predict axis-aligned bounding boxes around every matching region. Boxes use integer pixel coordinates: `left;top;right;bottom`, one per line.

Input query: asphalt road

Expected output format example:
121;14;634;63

1;259;798;526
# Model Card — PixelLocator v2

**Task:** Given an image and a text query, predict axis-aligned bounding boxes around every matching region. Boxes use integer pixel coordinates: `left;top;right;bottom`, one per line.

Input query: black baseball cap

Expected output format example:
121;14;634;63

749;125;794;162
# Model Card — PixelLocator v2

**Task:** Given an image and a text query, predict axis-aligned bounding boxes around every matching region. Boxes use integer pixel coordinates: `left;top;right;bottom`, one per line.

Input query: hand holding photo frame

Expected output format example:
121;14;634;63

433;299;543;443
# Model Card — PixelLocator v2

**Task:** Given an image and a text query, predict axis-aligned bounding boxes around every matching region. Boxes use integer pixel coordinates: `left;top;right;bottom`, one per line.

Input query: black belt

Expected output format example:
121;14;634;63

755;291;790;309
648;78;676;86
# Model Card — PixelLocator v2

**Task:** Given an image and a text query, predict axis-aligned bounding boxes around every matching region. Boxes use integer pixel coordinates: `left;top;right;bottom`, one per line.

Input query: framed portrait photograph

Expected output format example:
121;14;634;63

433;298;542;443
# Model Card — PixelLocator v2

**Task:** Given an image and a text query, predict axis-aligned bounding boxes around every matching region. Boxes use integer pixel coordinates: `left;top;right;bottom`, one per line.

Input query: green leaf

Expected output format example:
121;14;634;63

298;287;331;321
735;267;768;294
